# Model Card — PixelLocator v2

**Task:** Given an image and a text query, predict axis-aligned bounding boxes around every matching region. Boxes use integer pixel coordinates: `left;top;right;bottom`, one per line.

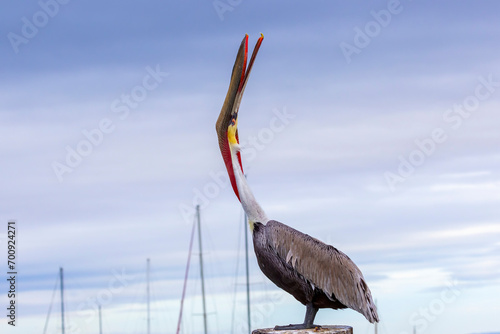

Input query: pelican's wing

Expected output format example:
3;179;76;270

266;220;379;323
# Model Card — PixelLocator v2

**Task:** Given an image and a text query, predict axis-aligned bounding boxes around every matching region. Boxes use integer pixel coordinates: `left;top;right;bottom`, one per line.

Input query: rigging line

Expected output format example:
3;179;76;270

147;258;151;334
196;205;209;334
176;214;197;334
59;268;65;334
244;211;251;334
230;208;245;334
196;205;208;334
242;174;251;334
201;209;217;332
42;272;60;334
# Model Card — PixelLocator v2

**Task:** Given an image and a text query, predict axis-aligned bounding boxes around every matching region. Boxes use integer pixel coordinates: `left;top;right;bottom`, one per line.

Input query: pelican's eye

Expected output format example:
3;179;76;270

230;113;237;126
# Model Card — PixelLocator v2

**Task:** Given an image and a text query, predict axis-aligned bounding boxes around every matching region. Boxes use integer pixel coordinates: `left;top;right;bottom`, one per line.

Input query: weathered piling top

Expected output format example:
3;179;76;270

252;326;353;334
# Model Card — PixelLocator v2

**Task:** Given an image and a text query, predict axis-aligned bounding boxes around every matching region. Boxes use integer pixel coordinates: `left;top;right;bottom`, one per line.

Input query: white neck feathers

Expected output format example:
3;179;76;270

229;143;268;228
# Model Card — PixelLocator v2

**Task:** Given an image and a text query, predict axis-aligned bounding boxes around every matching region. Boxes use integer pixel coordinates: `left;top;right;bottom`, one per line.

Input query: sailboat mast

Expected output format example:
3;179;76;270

176;218;197;334
196;205;208;334
98;304;103;334
59;267;65;334
244;211;251;334
147;258;151;334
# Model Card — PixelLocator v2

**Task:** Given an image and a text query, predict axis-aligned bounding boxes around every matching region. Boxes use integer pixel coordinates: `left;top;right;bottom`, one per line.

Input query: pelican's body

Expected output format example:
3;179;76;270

216;35;379;329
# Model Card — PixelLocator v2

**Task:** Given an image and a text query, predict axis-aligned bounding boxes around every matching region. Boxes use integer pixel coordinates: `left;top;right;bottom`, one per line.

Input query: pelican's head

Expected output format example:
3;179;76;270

215;34;263;201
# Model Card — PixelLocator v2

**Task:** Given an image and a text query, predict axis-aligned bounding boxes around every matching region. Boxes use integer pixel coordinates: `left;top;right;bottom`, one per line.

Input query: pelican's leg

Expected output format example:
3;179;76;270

274;303;320;330
304;303;319;327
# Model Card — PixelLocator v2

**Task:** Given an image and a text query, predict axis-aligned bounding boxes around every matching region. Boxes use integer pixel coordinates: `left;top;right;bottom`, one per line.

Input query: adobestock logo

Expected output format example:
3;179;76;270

384;74;499;192
339;0;410;64
7;0;72;54
212;0;242;21
76;268;135;324
399;279;461;334
177;107;295;224
234;291;283;334
51;65;168;183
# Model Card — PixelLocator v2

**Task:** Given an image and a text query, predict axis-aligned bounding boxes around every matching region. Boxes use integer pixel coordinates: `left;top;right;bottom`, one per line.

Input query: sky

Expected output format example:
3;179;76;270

1;1;500;333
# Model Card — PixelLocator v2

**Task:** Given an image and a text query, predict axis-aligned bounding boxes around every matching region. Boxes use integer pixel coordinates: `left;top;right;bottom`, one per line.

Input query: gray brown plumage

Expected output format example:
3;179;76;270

254;221;378;324
216;34;379;329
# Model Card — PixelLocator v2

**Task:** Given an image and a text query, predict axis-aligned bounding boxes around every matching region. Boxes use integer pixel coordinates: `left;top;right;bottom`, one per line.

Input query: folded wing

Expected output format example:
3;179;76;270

266;220;379;323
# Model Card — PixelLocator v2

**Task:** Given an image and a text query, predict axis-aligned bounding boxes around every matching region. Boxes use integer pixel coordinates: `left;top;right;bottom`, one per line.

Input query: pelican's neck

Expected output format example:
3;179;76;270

228;135;268;230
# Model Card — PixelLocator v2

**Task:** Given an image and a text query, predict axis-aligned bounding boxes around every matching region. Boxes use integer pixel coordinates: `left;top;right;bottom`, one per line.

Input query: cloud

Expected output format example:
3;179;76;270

2;1;500;334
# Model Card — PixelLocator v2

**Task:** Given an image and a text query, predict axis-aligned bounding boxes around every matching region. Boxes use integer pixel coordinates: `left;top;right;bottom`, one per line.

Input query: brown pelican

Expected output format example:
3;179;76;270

215;34;379;330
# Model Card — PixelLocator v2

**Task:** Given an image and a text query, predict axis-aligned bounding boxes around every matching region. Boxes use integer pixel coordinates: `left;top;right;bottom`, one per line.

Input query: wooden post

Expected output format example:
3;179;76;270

252;326;353;334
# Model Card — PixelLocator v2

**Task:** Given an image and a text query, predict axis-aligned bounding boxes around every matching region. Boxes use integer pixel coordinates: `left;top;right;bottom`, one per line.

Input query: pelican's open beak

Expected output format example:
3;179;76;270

216;34;264;201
